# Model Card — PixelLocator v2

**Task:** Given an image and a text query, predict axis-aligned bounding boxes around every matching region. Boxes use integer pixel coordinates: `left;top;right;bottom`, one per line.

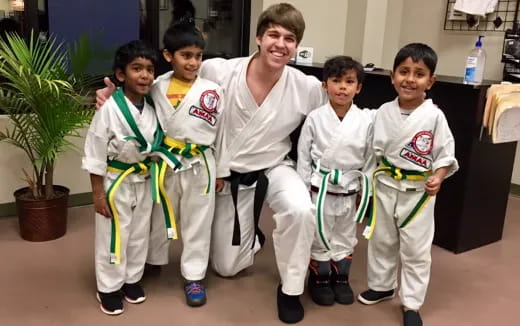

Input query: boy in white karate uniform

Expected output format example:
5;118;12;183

83;40;158;315
297;56;375;307
94;19;223;307
146;18;223;308
357;43;459;326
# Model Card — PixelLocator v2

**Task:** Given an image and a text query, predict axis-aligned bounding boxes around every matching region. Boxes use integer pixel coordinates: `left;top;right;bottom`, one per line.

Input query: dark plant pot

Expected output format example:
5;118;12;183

13;185;69;242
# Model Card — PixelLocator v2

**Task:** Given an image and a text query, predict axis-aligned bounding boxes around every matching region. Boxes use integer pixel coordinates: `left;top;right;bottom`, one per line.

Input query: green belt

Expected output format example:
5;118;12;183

311;160;370;250
362;157;431;240
106;159;178;265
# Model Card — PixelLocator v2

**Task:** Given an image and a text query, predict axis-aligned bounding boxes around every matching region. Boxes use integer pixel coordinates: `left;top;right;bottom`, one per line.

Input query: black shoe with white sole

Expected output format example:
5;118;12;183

96;291;124;315
357;288;395;305
121;282;146;304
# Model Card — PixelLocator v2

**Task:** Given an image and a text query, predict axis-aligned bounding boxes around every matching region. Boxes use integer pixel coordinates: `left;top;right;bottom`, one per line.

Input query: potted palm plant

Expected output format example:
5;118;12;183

0;32;95;241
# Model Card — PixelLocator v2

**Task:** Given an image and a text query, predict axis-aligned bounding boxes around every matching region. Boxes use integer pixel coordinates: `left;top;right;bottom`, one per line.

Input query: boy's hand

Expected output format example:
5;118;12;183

425;175;443;196
95;77;116;110
93;194;111;218
215;178;225;193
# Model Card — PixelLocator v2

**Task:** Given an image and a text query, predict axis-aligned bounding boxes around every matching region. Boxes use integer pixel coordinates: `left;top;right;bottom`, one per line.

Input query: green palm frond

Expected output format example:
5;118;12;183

0;31;95;199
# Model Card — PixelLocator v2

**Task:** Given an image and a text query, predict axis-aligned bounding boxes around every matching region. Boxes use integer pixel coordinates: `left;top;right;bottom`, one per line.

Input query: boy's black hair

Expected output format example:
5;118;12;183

163;17;205;54
393;43;437;75
112;40;158;85
323;56;365;84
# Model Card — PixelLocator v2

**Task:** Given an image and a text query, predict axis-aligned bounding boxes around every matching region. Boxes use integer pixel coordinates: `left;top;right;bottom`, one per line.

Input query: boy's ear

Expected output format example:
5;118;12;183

321;80;328;91
427;74;437;90
356;83;363;94
162;49;173;63
114;68;125;84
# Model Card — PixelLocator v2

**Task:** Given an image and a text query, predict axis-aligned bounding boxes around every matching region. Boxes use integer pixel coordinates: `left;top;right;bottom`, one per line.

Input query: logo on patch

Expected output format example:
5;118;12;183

189;105;217;126
411;131;434;155
200;90;219;113
400;148;432;169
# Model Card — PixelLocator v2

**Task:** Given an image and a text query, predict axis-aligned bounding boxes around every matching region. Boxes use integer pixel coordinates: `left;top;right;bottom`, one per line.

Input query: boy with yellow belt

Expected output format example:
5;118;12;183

358;43;459;326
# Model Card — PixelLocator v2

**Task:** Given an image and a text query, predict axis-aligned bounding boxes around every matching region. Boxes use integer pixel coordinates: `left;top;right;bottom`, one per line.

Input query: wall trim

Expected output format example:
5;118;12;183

511;183;520;197
0;192;93;218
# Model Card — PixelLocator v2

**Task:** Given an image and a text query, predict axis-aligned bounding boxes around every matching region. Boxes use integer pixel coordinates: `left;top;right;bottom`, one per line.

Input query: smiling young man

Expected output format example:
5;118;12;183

199;3;326;324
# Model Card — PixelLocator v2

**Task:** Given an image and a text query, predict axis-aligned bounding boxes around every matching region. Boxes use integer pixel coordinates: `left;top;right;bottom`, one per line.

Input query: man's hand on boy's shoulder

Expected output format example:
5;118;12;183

95;77;116;110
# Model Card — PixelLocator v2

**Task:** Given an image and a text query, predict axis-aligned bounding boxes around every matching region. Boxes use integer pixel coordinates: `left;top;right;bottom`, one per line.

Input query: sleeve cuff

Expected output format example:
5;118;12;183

432;158;459;179
82;157;107;177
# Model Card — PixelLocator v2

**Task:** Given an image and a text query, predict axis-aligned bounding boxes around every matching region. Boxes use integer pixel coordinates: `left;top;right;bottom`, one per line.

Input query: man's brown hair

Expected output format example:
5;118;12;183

256;3;305;44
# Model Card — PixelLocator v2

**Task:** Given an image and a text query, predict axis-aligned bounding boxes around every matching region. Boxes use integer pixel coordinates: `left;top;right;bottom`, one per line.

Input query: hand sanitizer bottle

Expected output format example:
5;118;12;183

464;35;486;85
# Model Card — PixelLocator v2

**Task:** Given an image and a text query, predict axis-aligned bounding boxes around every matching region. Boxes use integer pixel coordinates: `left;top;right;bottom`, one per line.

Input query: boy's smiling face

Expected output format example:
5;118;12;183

163;45;203;83
323;69;361;111
115;56;155;103
391;57;436;109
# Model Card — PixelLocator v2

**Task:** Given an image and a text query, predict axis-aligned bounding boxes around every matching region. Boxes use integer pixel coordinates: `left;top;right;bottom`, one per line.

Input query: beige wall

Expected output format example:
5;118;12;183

0;0;11;12
249;0;263;54
0;116;91;204
396;0;504;81
343;0;366;61
261;0;348;63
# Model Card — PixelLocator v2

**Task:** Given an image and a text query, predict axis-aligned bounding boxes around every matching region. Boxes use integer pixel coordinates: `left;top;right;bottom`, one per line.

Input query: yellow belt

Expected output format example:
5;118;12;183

363;157;431;240
106;159;177;265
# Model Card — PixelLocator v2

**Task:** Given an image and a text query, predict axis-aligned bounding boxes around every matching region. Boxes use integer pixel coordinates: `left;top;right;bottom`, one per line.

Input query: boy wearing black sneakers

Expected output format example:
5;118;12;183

83;40;160;315
297;56;375;307
357;43;458;326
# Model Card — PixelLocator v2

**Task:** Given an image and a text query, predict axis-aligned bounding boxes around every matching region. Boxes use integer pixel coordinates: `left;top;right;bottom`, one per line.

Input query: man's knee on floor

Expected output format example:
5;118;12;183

210;258;243;277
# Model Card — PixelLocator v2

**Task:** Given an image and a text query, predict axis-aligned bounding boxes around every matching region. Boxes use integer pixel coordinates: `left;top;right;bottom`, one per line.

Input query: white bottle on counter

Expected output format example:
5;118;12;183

463;35;486;85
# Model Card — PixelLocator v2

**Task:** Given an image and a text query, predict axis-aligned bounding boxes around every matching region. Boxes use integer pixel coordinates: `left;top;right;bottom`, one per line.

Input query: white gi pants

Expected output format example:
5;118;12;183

147;152;216;281
95;178;152;293
367;181;436;310
210;164;315;296
310;192;358;262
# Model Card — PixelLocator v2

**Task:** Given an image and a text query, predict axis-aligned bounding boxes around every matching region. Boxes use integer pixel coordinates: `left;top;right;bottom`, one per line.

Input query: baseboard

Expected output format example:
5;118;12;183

511;183;520;197
0;192;93;218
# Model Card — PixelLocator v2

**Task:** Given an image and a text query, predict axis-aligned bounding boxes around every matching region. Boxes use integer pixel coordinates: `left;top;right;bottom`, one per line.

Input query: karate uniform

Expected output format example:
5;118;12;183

146;71;223;281
82;94;157;293
297;103;375;262
200;54;326;295
367;98;459;310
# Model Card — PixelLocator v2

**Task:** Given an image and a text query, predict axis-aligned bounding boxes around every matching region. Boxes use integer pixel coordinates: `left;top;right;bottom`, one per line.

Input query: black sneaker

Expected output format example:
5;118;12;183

307;271;335;306
358;288;395;305
121;282;146;304
330;270;354;305
143;263;162;278
277;285;304;324
403;310;423;326
96;291;124;315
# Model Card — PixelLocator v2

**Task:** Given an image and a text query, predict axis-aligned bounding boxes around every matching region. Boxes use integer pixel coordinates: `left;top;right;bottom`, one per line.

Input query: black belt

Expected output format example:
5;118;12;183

224;170;268;248
310;185;358;197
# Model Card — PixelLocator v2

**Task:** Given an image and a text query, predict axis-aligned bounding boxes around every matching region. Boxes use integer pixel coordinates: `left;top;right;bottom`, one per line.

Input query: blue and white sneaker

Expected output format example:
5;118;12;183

184;280;207;307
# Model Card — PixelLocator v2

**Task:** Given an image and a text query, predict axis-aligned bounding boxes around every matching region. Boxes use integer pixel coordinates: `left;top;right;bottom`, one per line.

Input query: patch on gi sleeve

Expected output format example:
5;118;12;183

199;90;219;113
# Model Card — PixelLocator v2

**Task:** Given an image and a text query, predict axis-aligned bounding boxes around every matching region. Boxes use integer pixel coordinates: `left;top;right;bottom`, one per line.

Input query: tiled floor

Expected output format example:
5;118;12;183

0;196;518;325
